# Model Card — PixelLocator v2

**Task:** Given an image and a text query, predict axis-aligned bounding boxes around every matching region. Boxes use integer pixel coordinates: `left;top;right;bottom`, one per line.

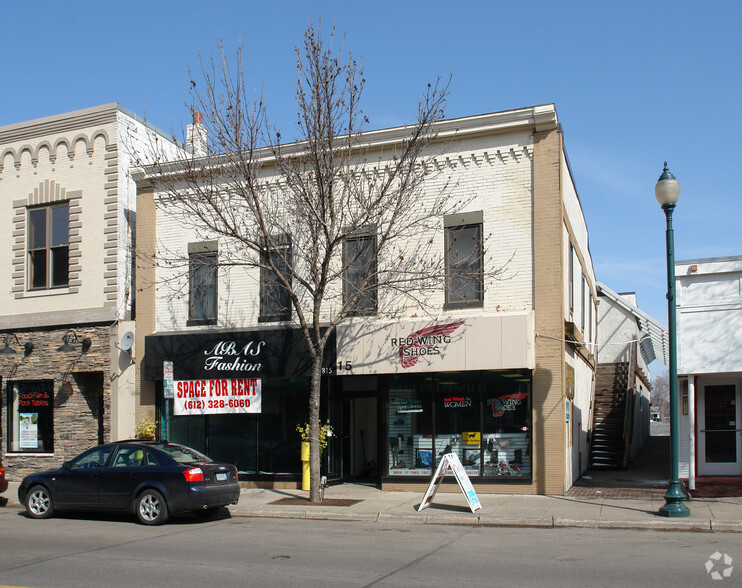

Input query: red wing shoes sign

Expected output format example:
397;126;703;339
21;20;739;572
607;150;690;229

395;321;465;368
336;313;535;375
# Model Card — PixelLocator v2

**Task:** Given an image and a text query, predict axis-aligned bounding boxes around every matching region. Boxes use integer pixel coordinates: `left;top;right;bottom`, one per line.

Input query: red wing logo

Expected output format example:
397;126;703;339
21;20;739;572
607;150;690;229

490;392;529;417
398;321;465;368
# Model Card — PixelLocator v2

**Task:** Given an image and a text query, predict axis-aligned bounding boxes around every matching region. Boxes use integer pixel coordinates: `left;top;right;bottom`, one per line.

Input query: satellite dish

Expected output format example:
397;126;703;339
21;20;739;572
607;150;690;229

119;331;135;351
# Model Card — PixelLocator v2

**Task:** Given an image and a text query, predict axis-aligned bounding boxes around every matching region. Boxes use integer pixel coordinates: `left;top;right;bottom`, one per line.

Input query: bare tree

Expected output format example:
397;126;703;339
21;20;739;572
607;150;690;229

651;371;669;420
136;22;510;502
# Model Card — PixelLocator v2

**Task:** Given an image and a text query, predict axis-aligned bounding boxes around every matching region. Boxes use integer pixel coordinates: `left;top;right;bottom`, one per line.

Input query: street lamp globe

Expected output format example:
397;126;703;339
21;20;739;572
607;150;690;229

655;162;680;207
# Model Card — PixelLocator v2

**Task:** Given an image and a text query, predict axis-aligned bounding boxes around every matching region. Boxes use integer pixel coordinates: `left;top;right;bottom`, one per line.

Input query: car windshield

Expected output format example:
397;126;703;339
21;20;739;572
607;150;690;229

157;444;212;464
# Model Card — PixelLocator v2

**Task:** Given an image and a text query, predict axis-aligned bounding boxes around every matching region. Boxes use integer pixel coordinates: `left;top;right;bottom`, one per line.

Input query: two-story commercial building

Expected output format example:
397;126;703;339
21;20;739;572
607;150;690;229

0;104;182;477
135;104;597;495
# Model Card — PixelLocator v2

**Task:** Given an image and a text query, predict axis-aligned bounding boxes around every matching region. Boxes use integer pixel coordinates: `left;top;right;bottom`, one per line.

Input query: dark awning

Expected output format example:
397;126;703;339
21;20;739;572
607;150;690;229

143;327;336;381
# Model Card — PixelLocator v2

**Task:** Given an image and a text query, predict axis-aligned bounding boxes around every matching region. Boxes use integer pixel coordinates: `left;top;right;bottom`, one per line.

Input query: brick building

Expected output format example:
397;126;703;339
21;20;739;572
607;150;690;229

135;104;597;495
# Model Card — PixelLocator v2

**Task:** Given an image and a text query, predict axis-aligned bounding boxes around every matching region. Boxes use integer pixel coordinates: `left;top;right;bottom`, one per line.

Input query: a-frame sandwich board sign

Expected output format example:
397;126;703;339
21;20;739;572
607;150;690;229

417;452;482;513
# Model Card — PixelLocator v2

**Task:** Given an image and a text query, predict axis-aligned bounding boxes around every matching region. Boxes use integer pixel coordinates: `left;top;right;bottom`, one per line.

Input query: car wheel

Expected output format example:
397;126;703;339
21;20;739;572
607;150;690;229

25;485;54;519
135;489;169;525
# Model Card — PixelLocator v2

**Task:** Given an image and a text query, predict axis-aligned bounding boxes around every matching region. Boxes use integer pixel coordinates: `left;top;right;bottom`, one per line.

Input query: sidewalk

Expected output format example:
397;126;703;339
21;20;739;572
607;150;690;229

227;480;742;533
3;479;742;532
3;435;741;532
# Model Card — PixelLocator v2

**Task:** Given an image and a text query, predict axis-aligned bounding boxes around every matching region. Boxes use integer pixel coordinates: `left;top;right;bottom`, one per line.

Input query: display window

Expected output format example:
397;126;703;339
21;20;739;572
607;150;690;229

481;371;531;478
386;371;531;479
388;382;432;475
7;380;54;453
163;376;309;475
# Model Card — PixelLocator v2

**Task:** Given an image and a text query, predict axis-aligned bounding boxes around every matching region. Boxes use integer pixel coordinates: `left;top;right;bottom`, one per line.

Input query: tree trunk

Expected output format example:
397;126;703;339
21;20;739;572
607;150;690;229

308;352;323;503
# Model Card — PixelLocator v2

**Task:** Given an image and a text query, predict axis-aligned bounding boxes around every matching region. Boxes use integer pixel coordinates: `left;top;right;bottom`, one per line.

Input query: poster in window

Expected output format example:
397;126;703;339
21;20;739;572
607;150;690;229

173;378;262;415
416;449;433;468
19;413;39;449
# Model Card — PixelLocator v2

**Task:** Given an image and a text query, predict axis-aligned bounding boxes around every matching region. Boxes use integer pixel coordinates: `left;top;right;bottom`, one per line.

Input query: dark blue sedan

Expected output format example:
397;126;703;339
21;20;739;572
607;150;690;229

18;440;240;525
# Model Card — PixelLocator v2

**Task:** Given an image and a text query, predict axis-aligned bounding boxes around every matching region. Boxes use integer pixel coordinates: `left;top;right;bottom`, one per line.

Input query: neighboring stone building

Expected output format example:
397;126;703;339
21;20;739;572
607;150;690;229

676;256;742;485
135;103;597;495
0;104;182;478
594;283;666;469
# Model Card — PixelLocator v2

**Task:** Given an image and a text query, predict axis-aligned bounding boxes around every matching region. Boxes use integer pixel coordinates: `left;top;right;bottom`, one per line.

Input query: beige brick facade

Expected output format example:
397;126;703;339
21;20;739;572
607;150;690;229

532;127;567;495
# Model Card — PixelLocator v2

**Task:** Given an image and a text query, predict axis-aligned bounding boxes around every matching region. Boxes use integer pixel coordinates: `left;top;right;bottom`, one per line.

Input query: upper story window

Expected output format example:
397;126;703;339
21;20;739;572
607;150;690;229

343;230;377;316
444;212;483;308
188;241;217;325
28;203;69;290
260;234;292;322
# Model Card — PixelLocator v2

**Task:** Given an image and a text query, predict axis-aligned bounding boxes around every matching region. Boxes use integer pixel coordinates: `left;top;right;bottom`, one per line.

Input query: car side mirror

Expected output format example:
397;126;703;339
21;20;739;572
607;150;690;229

62;461;71;470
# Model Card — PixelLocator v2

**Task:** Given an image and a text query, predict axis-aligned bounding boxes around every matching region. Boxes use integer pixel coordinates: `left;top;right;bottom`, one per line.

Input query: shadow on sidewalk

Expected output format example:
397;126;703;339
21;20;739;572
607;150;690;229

568;435;670;499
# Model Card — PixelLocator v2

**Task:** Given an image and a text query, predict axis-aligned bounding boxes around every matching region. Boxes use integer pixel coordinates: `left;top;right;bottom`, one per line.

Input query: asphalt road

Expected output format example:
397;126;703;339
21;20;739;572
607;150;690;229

1;507;741;587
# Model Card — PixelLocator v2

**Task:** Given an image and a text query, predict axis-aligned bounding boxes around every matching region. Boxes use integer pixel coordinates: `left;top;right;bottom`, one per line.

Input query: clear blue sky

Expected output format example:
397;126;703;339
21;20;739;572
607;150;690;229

3;1;740;377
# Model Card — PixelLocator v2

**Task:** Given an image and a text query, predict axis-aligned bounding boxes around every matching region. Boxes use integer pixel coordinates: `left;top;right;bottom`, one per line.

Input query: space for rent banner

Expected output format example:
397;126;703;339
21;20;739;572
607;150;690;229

173;378;262;415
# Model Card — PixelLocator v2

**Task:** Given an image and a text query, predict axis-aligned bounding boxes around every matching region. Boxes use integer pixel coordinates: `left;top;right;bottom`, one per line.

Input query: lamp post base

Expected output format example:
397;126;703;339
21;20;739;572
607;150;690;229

659;481;690;517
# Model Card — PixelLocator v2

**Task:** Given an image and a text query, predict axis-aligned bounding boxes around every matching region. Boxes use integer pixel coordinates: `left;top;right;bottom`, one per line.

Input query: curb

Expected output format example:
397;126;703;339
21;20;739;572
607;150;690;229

552;517;713;533
4;490;742;533
225;510;739;533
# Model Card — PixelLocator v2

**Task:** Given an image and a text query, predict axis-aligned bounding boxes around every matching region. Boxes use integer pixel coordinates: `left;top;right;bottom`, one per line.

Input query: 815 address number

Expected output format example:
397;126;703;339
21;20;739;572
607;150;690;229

322;361;352;375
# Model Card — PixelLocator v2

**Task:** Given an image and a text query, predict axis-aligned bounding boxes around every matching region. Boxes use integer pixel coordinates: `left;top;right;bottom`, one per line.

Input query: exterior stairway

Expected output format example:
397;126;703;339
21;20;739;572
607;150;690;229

590;363;630;469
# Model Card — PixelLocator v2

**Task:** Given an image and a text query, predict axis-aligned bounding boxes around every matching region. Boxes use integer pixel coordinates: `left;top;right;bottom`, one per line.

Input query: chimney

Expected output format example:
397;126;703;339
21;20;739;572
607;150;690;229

187;111;207;157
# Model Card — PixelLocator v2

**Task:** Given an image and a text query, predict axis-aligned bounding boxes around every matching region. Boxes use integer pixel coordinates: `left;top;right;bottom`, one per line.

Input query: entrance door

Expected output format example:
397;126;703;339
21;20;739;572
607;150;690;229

698;383;742;476
328;396;378;481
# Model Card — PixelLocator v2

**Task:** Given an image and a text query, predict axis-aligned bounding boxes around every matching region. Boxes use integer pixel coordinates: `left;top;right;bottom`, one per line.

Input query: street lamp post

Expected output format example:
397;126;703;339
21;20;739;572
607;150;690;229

656;162;690;518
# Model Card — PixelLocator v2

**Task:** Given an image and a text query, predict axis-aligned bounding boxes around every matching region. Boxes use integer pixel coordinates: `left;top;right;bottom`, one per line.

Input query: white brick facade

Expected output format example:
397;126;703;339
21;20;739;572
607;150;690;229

138;104;598;495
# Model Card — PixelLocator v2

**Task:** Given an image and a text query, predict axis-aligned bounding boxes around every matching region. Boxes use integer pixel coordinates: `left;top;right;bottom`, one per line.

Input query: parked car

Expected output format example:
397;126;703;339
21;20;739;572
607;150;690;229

0;457;8;494
18;440;240;525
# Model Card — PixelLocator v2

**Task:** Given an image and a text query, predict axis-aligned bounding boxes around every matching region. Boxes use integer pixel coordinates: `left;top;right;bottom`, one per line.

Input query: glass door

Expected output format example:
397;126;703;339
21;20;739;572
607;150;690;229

699;383;742;476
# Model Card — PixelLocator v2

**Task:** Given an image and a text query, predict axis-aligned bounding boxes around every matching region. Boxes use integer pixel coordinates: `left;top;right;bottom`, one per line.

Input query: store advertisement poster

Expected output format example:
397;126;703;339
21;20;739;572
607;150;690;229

19;413;39;449
173;378;262;415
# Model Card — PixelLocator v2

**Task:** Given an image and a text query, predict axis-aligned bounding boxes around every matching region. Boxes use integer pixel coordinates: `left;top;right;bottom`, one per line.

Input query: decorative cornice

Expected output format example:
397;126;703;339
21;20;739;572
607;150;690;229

0;104;119;145
133;104;557;184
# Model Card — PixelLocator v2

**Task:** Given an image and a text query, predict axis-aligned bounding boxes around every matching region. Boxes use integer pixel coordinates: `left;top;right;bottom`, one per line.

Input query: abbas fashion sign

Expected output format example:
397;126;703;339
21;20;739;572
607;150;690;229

144;328;336;381
173;378;262;415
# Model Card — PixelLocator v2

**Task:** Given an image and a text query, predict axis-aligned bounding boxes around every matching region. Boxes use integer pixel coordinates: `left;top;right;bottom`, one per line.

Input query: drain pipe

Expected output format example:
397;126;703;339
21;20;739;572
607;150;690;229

688;376;695;490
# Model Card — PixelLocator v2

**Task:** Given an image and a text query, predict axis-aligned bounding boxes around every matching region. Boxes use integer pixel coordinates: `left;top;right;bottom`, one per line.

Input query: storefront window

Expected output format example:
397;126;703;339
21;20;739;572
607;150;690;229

208;415;258;473
481;371;531;478
164;377;309;476
435;375;480;476
386;371;531;480
388;377;433;476
7;380;54;453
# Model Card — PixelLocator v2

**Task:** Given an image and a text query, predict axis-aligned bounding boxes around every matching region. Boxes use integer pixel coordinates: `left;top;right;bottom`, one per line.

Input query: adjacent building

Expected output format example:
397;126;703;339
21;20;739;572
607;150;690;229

676;256;742;485
0;104;183;478
135;104;598;495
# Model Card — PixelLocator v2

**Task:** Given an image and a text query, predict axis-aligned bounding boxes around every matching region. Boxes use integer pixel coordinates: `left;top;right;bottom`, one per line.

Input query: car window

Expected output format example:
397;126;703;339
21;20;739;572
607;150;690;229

157;444;212;464
69;446;114;469
112;446;160;467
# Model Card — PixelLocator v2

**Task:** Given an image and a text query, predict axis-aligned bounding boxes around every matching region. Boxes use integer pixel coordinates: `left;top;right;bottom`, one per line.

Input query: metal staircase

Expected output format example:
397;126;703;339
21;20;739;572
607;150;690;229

590;362;633;469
